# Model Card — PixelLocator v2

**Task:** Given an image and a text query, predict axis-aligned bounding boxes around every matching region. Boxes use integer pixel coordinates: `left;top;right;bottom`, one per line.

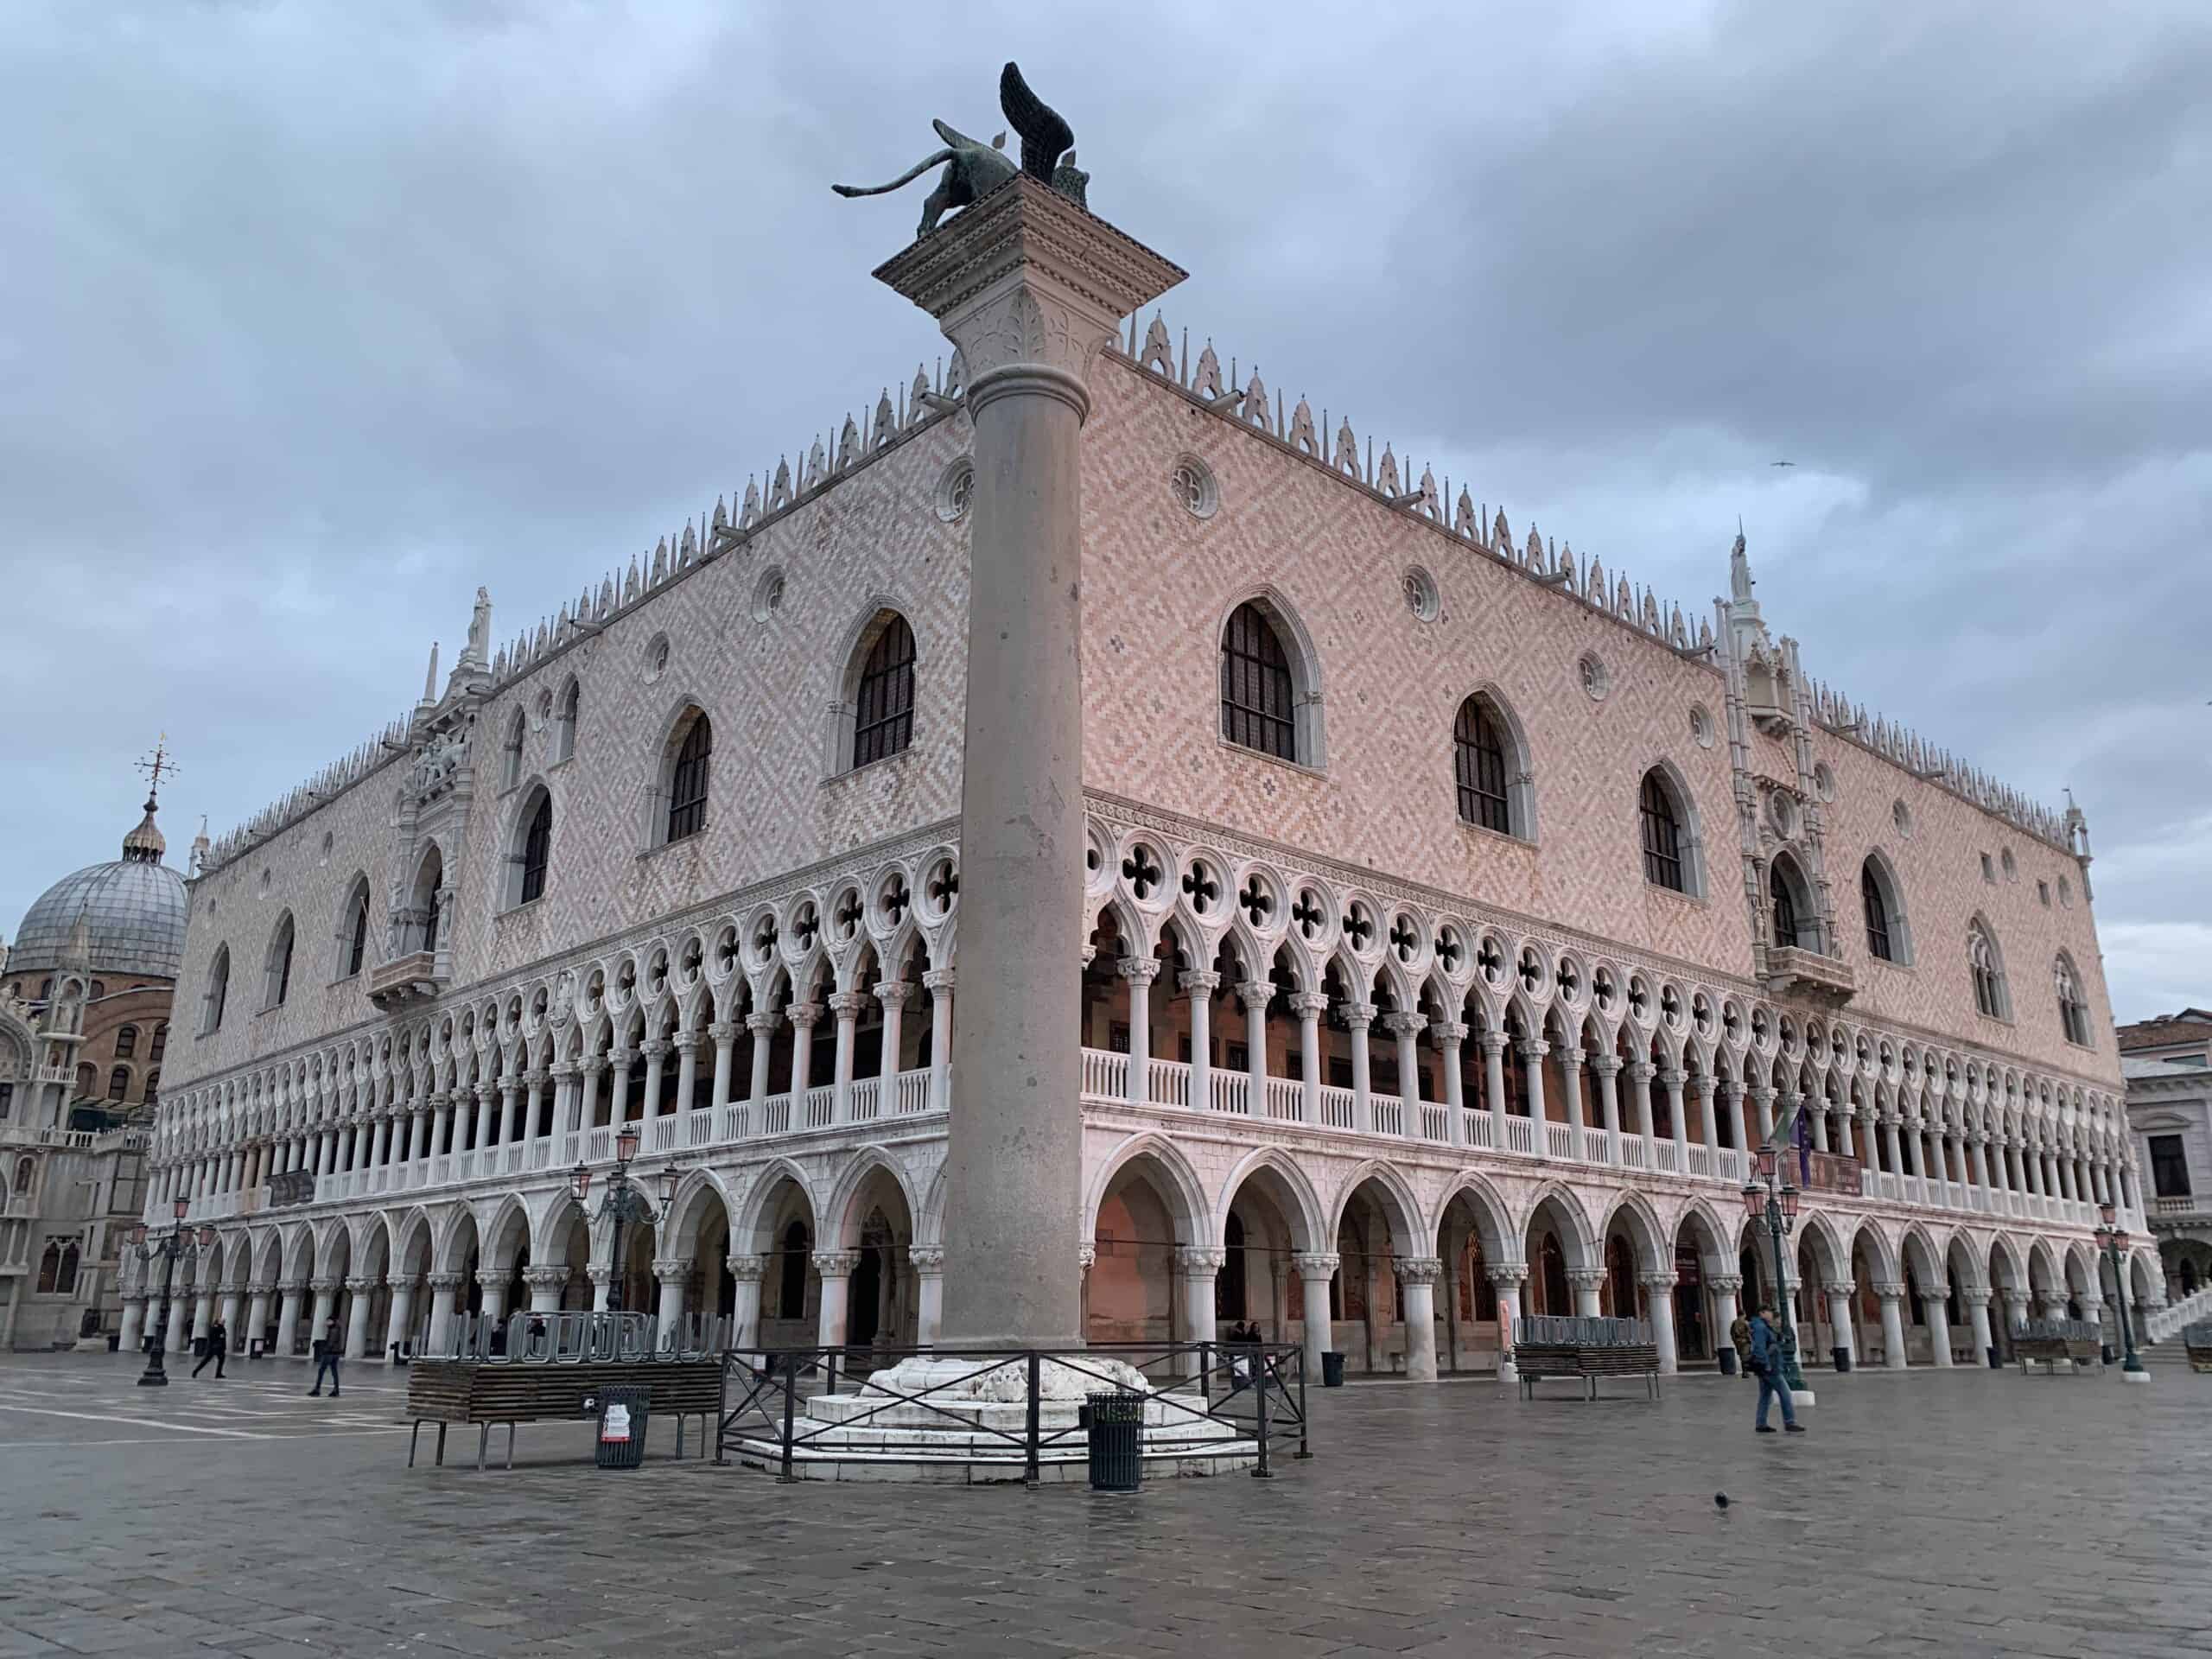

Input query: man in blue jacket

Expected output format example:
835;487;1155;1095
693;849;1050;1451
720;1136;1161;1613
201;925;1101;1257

1749;1305;1804;1433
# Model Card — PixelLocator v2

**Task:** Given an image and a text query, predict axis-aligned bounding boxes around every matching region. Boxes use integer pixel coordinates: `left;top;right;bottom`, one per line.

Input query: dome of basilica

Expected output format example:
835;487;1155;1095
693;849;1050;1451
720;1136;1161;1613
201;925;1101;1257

9;798;188;981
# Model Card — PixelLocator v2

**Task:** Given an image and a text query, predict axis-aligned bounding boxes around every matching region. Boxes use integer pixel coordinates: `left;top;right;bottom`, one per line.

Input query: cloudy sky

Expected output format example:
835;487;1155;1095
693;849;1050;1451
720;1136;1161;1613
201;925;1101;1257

3;1;2205;1022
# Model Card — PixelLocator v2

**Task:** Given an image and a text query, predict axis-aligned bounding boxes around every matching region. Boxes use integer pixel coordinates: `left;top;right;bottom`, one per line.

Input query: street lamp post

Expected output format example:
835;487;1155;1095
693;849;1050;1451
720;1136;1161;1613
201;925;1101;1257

570;1124;678;1317
123;1197;214;1388
2094;1199;2148;1384
1742;1140;1809;1396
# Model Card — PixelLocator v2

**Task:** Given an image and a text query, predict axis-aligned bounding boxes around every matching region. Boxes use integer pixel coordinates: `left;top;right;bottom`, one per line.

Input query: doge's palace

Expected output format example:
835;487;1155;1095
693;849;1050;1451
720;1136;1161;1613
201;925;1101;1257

136;124;2163;1389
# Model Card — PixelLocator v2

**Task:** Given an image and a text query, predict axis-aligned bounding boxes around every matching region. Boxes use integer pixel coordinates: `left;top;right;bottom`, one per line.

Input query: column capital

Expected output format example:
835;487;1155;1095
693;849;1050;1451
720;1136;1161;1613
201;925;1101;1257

651;1255;694;1281
1239;979;1276;1011
1566;1268;1607;1291
344;1275;375;1294
826;990;868;1018
1116;957;1162;986
707;1020;735;1044
1077;1242;1096;1272
308;1275;341;1294
725;1253;766;1283
922;968;957;995
1382;1011;1427;1039
639;1038;671;1060
1485;1262;1530;1287
812;1249;861;1278
1395;1256;1443;1286
1873;1281;1908;1300
1179;969;1221;997
1519;1038;1553;1061
669;1034;697;1056
607;1047;634;1069
521;1265;568;1290
1174;1246;1227;1274
474;1269;506;1293
1691;1072;1718;1098
1588;1053;1620;1077
426;1271;467;1291
1287;990;1330;1019
1747;1084;1776;1103
746;1011;781;1035
1429;1018;1468;1046
581;1056;610;1078
1626;1060;1655;1084
1638;1271;1678;1292
874;982;916;1011
1707;1274;1745;1294
585;1266;613;1287
248;1280;278;1297
549;1060;578;1081
1290;1251;1341;1280
1339;1001;1376;1029
786;1003;824;1031
908;1246;947;1273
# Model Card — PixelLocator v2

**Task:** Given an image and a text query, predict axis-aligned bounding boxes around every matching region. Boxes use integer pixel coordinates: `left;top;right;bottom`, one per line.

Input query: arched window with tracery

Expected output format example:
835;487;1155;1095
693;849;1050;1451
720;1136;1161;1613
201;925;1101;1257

1862;861;1894;960
1452;696;1512;835
1638;769;1693;893
2054;955;2092;1046
667;715;712;842
518;791;553;906
411;848;444;956
853;615;917;767
1968;921;2009;1020
202;946;231;1034
500;709;525;790
555;677;580;763
1220;601;1297;761
262;913;296;1010
1770;865;1802;948
340;879;372;979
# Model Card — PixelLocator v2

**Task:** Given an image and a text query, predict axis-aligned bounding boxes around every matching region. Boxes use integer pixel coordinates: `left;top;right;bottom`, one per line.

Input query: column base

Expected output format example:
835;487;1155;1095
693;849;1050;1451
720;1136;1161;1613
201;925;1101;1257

2121;1366;2151;1385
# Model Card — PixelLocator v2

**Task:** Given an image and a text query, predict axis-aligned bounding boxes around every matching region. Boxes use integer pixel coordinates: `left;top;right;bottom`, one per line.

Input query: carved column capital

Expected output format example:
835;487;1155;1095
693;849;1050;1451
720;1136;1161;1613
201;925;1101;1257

1395;1256;1443;1286
1290;1252;1341;1281
811;1249;861;1278
725;1253;766;1284
908;1246;946;1274
1173;1246;1227;1275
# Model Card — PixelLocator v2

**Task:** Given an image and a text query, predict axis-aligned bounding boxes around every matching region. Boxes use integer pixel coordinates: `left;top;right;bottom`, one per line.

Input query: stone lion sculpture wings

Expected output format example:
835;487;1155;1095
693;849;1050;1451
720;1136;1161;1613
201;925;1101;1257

832;60;1090;238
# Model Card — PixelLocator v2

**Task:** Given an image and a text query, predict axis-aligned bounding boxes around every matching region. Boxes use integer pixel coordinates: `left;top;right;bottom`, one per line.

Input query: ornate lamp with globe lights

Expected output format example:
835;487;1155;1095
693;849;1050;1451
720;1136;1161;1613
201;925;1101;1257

123;1197;215;1388
1742;1140;1810;1396
2093;1199;2149;1383
569;1123;680;1315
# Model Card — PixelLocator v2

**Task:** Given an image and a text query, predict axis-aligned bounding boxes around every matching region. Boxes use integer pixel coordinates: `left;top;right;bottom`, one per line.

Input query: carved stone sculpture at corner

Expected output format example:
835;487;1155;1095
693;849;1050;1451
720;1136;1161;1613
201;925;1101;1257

831;60;1087;238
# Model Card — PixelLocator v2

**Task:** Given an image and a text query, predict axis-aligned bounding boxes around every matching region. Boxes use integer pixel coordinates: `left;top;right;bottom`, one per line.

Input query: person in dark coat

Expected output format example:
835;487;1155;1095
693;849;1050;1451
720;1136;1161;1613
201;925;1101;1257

192;1317;228;1379
1749;1306;1803;1433
308;1317;343;1397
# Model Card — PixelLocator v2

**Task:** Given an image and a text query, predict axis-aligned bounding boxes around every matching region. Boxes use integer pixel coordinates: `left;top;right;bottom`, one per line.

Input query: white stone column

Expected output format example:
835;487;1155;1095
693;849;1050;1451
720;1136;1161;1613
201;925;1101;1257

476;1271;508;1330
1593;1055;1623;1163
524;1265;565;1314
876;982;912;1084
192;1285;214;1344
1927;1281;1955;1366
308;1277;339;1352
745;1013;778;1118
786;1006;820;1098
245;1283;271;1353
1294;1252;1338;1382
497;1081;521;1148
1175;1246;1224;1373
1629;1063;1657;1160
1643;1273;1680;1374
343;1276;373;1359
672;1032;701;1118
1826;1288;1856;1365
1710;1274;1744;1359
1750;1085;1776;1147
909;1247;945;1347
1695;1075;1719;1157
1877;1283;1909;1369
1181;970;1217;1113
1344;1001;1376;1133
921;974;953;1115
1386;1012;1424;1132
1966;1288;1994;1363
1291;990;1327;1123
1489;1264;1529;1384
1569;1268;1605;1319
588;1265;613;1313
275;1281;305;1357
1434;1020;1467;1147
607;1047;633;1123
639;1039;669;1119
827;992;863;1121
882;179;1183;1351
1522;1040;1551;1157
1483;1033;1510;1147
1398;1258;1442;1382
653;1255;691;1340
1118;958;1159;1103
813;1249;857;1349
727;1255;764;1349
706;1020;736;1113
118;1299;145;1353
425;1272;463;1351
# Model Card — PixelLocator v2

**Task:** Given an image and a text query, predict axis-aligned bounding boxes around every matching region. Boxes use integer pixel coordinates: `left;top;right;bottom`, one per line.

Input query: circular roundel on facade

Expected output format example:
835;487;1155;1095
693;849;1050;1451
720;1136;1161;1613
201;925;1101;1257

1578;652;1610;703
1892;798;1913;838
1402;565;1440;622
751;566;786;624
1814;761;1835;801
1689;703;1715;748
1171;454;1218;520
936;458;974;524
642;632;671;683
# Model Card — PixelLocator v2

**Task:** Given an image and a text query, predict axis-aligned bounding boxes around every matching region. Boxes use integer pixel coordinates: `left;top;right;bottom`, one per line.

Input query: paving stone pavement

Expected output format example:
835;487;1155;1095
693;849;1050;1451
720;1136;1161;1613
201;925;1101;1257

0;1351;2205;1659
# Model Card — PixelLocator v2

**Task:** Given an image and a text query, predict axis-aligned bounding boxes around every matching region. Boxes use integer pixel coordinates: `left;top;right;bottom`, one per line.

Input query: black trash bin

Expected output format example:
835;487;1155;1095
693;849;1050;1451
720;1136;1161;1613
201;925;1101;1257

594;1386;650;1470
1716;1348;1738;1376
1832;1345;1852;1374
1320;1351;1346;1388
1986;1345;2001;1370
1084;1391;1143;1492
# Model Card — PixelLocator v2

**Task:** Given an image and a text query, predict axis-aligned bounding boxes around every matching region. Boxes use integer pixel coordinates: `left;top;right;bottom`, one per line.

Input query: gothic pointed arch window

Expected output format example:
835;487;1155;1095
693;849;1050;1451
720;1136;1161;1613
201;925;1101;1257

1770;865;1802;949
1968;920;2010;1020
410;847;444;956
664;712;712;843
853;613;918;767
1452;693;1528;836
1637;766;1702;896
339;876;372;980
1221;601;1297;761
200;946;230;1034
2054;954;2092;1047
500;709;525;791
555;677;580;763
518;796;553;911
1862;861;1894;960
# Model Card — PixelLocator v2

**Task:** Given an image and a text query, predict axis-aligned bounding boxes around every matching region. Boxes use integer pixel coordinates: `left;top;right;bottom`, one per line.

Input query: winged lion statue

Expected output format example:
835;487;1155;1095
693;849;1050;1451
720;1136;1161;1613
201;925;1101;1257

833;61;1090;238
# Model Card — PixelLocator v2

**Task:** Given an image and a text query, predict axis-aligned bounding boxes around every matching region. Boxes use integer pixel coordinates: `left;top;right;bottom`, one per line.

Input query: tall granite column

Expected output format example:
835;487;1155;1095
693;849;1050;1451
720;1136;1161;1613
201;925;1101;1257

874;176;1182;1348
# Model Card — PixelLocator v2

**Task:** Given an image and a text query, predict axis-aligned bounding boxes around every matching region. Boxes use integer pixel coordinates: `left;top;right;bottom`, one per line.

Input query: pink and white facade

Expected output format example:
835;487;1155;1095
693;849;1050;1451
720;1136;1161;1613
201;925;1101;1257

134;248;2154;1382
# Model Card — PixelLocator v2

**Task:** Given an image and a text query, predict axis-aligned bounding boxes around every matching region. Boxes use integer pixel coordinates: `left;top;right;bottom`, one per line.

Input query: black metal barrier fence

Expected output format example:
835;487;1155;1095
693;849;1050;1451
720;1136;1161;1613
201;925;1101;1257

712;1340;1310;1484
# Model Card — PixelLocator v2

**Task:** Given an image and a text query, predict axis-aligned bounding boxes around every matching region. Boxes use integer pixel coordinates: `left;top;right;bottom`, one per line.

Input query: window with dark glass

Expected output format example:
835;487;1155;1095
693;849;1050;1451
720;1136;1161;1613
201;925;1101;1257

1770;866;1801;949
1968;925;2004;1018
854;617;917;766
206;951;230;1033
108;1066;130;1101
143;1069;159;1105
422;883;442;955
345;891;370;978
115;1025;137;1059
1220;601;1296;760
149;1023;168;1063
1639;772;1686;891
1862;862;1894;960
2150;1135;2191;1198
519;794;553;905
667;715;712;842
2054;957;2092;1046
1453;697;1510;833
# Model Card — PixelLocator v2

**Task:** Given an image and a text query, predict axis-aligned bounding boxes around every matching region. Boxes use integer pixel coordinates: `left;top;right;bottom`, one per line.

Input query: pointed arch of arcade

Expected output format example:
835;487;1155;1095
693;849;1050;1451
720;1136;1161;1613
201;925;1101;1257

1212;1146;1325;1254
823;1146;921;1250
1084;1131;1213;1246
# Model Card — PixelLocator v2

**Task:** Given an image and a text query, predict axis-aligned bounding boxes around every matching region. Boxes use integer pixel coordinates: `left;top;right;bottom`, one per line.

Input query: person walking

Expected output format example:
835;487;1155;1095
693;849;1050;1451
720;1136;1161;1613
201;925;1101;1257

1729;1308;1753;1380
192;1316;228;1379
1749;1305;1803;1433
308;1316;343;1398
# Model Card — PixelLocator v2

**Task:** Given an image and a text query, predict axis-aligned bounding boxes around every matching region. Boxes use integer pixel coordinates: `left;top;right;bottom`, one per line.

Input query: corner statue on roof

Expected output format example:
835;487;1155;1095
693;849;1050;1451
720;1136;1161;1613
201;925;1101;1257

833;60;1090;237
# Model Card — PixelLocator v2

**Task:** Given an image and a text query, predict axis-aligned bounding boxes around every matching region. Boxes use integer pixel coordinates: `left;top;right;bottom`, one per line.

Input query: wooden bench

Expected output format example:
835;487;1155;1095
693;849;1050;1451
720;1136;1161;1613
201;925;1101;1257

1516;1341;1662;1401
2012;1336;2098;1375
406;1359;723;1470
